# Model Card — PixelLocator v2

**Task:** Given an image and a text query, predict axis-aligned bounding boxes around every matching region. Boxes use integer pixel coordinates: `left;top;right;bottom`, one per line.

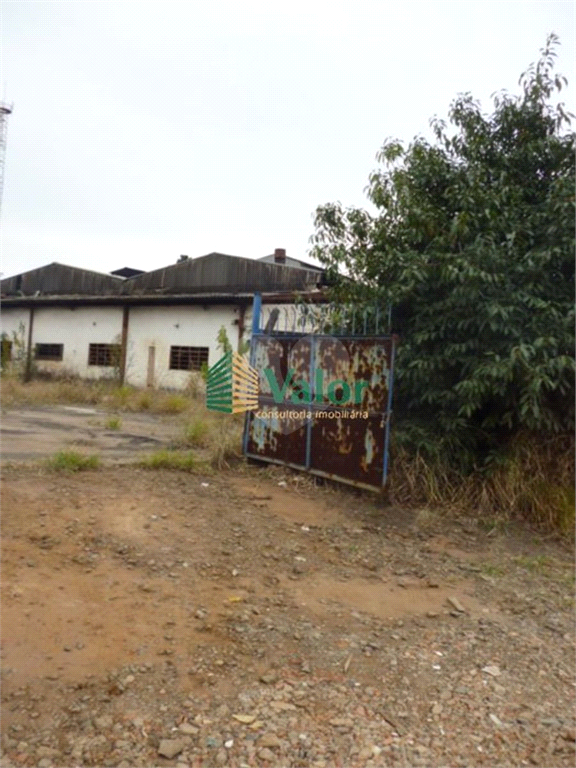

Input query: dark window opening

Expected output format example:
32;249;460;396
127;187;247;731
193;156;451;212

35;343;64;361
169;346;209;371
1;339;12;368
88;343;121;367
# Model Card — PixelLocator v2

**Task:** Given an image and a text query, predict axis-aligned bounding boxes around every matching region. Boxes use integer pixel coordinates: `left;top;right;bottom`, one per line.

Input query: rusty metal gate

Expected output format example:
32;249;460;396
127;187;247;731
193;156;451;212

243;294;397;491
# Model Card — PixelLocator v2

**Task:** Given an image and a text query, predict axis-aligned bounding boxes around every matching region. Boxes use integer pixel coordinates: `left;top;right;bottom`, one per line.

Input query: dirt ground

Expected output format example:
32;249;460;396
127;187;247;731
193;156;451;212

1;410;575;768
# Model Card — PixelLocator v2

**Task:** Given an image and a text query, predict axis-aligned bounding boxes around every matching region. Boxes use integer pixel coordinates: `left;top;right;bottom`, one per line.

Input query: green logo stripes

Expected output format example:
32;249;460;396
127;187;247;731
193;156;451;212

206;352;259;414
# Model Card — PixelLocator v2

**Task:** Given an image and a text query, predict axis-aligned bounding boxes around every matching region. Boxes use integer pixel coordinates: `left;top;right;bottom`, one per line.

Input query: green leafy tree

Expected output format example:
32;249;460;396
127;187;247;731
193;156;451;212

310;35;575;468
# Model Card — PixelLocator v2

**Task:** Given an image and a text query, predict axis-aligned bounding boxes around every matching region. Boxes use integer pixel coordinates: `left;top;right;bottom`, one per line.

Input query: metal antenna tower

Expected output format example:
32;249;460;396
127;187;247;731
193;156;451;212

0;101;13;218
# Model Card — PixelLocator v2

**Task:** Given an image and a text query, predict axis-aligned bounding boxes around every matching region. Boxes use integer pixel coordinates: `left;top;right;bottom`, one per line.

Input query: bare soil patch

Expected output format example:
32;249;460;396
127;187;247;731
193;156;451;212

1;457;574;767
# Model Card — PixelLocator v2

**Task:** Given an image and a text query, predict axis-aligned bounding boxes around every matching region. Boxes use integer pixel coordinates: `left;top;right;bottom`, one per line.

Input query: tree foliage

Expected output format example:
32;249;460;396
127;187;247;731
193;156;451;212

310;35;575;468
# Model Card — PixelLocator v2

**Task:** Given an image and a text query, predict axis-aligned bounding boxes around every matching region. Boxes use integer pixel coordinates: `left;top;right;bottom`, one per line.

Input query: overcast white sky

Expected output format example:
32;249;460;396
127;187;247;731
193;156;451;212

1;0;574;279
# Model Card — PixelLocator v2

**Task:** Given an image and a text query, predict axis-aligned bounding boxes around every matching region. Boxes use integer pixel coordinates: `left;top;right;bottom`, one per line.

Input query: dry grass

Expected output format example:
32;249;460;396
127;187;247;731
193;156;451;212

181;418;211;448
135;390;152;410
207;414;244;469
1;374;196;416
2;375;107;407
173;413;243;468
413;507;439;532
388;432;575;536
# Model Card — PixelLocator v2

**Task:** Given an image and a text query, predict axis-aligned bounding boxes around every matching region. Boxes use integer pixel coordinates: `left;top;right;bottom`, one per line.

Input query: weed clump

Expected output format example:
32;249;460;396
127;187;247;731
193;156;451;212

139;450;196;471
46;450;100;472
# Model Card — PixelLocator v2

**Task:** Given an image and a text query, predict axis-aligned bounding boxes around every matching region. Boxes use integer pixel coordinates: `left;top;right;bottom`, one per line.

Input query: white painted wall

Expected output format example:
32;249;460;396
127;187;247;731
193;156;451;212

35;306;124;378
1;305;124;378
125;304;241;389
1;298;322;387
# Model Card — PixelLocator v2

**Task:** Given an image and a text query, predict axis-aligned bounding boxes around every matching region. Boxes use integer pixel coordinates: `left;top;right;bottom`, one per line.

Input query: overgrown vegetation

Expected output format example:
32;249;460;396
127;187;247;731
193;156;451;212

161;394;190;414
1;324;27;374
388;432;574;534
217;324;250;356
1;374;195;415
139;449;197;471
310;36;575;533
2;371;245;472
182;418;210;447
209;414;243;469
46;450;100;472
175;413;243;467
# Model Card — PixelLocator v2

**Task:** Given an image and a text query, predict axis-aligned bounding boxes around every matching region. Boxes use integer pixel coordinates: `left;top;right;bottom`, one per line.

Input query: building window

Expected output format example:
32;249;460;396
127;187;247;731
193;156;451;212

88;343;121;367
35;343;64;361
169;346;209;371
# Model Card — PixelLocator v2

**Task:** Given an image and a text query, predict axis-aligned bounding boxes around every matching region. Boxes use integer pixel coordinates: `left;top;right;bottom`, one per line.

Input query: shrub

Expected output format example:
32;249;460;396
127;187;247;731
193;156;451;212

311;35;575;471
136;390;152;410
182;418;210;447
46;450;100;472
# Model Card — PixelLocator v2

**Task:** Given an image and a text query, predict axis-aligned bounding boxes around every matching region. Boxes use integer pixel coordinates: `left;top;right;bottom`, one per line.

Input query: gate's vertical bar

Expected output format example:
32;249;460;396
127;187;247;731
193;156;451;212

305;335;316;470
251;292;262;340
243;293;262;456
382;337;397;485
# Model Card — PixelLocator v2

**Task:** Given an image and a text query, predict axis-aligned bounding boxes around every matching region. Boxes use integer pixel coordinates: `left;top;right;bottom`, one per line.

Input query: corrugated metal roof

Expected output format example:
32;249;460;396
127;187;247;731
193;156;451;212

1;262;123;296
1;253;325;298
128;253;322;294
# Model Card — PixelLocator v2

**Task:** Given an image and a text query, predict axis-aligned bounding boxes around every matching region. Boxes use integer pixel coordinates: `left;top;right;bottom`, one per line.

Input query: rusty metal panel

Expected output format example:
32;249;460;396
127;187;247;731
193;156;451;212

245;414;308;467
243;297;397;491
252;334;312;400
245;334;311;466
307;337;394;489
309;415;387;490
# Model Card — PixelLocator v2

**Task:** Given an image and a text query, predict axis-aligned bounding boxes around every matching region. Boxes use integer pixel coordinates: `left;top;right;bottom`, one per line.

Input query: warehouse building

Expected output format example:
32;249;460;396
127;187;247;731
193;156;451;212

1;249;327;388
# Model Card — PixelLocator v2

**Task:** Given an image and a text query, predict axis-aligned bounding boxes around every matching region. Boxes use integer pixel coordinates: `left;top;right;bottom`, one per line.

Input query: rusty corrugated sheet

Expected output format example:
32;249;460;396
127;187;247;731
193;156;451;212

127;253;322;295
1;263;123;296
